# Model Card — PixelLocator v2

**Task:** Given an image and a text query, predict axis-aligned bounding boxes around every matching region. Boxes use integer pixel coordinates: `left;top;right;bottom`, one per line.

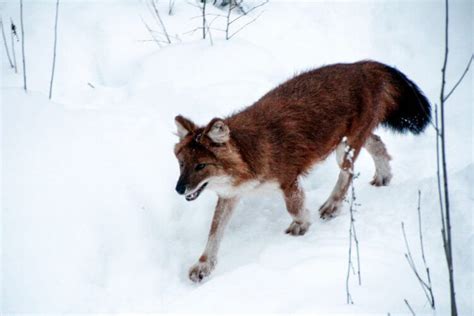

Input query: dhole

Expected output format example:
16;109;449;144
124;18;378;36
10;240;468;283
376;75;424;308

174;60;431;282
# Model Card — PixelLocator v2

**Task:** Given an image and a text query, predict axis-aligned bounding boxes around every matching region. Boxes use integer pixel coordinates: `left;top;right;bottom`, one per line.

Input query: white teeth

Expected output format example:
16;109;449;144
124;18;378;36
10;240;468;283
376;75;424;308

185;182;208;201
186;192;198;200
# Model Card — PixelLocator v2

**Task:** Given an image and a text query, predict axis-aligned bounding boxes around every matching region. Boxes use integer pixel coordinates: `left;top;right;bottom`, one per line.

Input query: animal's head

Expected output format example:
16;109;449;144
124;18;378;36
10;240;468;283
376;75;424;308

173;115;248;201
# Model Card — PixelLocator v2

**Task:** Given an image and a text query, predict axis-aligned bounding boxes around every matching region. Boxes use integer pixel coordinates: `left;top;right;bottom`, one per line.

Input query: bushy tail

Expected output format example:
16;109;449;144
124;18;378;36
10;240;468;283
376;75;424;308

381;66;432;134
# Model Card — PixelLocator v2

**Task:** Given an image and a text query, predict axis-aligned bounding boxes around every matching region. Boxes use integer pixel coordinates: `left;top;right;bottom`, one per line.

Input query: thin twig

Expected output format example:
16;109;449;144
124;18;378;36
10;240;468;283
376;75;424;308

434;102;446;241
10;18;17;73
346;173;361;304
168;0;175;15
202;0;207;39
439;0;458;314
225;0;233;39
228;10;264;39
20;0;27;91
182;26;204;36
346;228;354;305
141;16;163;47
49;0;60;99
444;54;473;101
207;14;221;27
404;299;416;316
228;0;268;25
186;0;201;9
351;183;361;285
206;21;213;46
401;220;435;308
189;13;224;20
208;27;226;32
1;18;14;68
416;191;435;309
149;0;171;44
232;0;246;14
440;0;451;266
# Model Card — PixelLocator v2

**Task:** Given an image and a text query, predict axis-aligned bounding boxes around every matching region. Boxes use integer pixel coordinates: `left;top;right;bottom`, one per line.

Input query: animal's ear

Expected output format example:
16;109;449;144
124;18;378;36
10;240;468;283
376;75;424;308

205;118;230;144
175;115;196;140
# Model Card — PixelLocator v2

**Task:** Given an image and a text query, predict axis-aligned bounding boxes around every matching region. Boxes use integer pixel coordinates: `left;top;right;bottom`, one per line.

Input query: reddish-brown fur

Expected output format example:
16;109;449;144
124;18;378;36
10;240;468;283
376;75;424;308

174;60;431;282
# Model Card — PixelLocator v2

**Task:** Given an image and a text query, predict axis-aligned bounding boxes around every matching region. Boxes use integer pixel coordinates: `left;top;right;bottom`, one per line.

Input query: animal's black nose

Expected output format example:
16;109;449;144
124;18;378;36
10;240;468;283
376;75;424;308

175;182;186;195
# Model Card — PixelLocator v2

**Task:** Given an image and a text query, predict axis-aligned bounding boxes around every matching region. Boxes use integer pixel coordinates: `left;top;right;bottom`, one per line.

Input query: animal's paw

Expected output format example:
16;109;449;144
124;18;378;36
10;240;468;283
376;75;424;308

188;259;215;283
370;173;392;186
285;220;310;236
319;199;341;219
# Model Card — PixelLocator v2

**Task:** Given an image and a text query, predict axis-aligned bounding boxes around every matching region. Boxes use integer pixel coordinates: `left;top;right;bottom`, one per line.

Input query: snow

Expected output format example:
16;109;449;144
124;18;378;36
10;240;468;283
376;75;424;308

1;0;472;314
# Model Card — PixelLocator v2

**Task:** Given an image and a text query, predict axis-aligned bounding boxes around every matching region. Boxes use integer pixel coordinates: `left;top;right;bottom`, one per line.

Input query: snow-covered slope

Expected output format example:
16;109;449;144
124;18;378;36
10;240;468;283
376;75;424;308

1;0;472;314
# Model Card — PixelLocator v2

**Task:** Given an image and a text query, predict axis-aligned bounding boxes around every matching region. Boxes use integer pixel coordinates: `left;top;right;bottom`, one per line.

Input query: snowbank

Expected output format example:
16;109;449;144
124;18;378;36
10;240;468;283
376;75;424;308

1;0;472;313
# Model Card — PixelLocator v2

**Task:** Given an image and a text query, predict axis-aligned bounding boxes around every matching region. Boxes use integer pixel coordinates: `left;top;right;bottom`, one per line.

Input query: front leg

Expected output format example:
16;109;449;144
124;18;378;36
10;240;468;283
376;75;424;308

282;180;311;236
189;197;238;283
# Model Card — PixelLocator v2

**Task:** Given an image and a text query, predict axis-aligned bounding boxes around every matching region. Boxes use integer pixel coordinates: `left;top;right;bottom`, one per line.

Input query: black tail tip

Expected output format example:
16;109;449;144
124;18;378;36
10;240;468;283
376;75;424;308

382;66;432;134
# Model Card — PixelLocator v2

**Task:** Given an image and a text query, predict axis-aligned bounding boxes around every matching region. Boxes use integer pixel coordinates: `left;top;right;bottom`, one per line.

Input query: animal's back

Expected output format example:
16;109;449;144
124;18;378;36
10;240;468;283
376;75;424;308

226;61;430;180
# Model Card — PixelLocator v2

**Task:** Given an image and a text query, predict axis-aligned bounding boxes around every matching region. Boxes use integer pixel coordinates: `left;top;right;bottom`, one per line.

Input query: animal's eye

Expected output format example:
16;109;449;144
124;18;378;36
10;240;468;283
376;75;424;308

179;161;184;167
195;163;206;171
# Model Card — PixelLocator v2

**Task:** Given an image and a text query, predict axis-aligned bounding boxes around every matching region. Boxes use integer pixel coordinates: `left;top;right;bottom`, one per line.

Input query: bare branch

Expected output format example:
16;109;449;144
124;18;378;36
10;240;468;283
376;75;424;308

231;0;246;14
401;219;435;308
434;103;446;239
182;26;204;36
202;0;207;39
225;0;232;39
20;0;27;91
346;173;361;304
346;228;354;305
206;21;213;46
141;16;163;47
416;191;435;309
209;27;226;32
228;0;268;25
168;0;176;15
228;10;264;39
404;299;416;316
438;0;458;314
1;18;14;68
149;0;171;44
186;0;201;9
10;18;17;73
49;0;60;100
444;54;473;102
223;0;267;40
189;13;225;20
206;14;222;37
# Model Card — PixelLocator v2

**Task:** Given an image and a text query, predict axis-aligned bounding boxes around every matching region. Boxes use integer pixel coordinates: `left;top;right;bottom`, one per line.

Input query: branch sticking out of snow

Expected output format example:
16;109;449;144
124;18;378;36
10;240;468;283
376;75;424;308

346;172;361;304
225;0;268;40
20;0;27;91
49;0;60;100
401;191;435;310
10;18;18;73
1;17;14;69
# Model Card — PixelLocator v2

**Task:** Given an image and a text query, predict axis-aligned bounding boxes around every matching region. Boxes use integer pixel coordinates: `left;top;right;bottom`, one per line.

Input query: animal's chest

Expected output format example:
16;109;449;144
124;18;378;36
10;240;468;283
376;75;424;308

209;177;281;198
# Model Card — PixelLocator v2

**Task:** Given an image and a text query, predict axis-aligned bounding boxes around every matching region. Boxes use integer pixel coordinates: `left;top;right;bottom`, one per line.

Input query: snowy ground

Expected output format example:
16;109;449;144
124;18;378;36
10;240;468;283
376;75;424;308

1;0;472;314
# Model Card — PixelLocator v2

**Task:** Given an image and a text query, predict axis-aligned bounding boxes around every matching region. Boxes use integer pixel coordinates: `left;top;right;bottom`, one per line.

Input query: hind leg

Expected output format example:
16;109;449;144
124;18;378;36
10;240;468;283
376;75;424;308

282;180;311;236
364;134;392;186
319;137;361;219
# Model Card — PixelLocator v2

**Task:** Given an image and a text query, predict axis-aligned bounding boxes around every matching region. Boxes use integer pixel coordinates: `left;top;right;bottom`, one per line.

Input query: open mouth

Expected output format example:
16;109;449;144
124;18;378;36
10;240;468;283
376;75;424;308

185;182;208;201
